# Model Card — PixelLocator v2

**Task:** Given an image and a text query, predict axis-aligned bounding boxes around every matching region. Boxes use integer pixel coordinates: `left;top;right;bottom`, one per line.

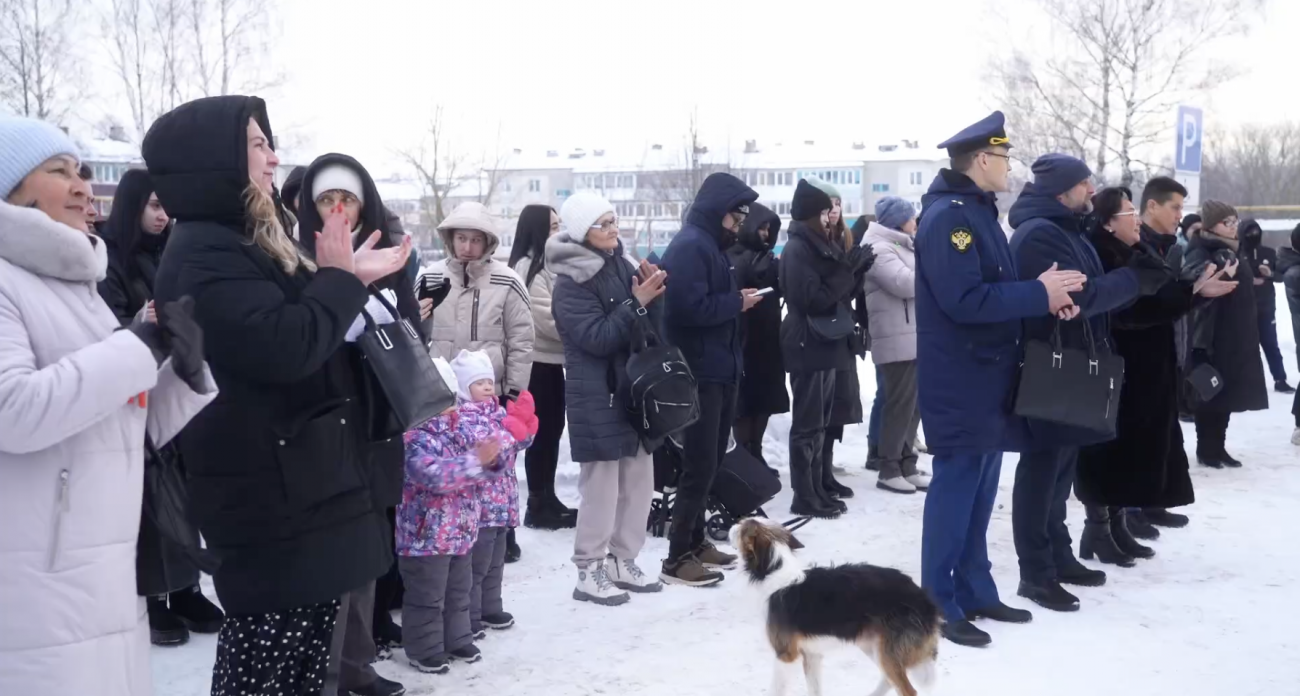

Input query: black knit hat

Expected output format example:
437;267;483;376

282;165;307;213
791;179;833;221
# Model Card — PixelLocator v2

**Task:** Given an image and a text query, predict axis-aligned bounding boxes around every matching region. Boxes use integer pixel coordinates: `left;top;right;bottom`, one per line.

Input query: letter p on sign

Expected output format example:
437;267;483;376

1176;106;1203;174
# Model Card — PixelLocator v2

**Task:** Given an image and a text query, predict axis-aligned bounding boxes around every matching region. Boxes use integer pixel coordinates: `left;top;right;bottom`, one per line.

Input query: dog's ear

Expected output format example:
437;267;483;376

786;533;806;551
768;523;804;551
740;521;777;576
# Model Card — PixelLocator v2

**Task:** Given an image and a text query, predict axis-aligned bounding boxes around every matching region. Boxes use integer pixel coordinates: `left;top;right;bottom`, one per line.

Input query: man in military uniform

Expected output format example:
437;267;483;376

914;111;1087;647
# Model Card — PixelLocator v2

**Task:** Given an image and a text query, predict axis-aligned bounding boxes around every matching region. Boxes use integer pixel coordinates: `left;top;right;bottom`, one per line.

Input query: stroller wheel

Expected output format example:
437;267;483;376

706;513;731;543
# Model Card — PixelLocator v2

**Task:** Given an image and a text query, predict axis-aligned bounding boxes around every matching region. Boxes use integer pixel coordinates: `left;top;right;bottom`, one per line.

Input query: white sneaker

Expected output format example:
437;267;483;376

877;476;918;494
1292;427;1300;446
607;554;663;593
573;560;630;606
905;473;932;491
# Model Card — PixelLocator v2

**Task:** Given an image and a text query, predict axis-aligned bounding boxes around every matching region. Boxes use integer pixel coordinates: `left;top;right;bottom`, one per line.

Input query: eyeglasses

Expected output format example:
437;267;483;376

1111;211;1138;218
1219;218;1239;228
981;151;1012;164
589;218;619;232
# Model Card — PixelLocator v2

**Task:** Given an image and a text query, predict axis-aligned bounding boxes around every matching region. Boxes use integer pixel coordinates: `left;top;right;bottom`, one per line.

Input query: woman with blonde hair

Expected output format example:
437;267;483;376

144;96;411;695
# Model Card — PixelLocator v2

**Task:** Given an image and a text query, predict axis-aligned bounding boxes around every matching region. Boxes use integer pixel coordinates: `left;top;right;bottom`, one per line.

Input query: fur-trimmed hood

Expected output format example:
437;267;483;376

0;201;107;282
544;233;637;285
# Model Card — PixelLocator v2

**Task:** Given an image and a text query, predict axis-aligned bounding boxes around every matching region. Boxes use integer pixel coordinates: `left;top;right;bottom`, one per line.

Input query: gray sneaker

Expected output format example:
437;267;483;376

659;554;724;587
607;555;662;593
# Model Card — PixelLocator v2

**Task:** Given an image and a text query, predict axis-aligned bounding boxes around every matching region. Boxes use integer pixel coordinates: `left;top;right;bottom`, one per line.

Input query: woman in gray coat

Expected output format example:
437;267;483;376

549;192;667;607
861;197;931;494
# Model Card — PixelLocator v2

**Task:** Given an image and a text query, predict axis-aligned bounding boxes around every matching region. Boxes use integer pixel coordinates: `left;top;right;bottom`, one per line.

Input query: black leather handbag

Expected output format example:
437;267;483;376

356;290;457;431
142;437;220;574
1014;318;1126;437
1185;362;1225;405
807;302;855;342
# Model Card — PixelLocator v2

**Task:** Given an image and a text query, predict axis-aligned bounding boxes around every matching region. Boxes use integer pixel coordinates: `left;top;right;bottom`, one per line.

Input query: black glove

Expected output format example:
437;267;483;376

159;296;208;394
125;316;166;367
1127;250;1173;296
499;390;519;408
848;245;877;275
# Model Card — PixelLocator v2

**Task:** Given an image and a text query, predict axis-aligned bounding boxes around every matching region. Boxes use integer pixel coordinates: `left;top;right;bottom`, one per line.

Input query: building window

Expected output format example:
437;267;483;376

556;189;571;198
653;204;663;217
617;174;635;188
528;179;541;193
855;171;862;185
913;200;923;211
666;203;678;218
635;203;646;216
872;183;890;193
502;181;512;193
909;172;923;186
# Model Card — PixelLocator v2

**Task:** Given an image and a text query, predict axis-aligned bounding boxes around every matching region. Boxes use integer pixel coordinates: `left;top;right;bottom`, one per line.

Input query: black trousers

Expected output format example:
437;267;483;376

788;370;836;505
1012;447;1079;583
339;582;378;692
1195;410;1232;455
733;414;770;465
524;362;566;498
372;507;402;639
668;382;737;561
1258;311;1288;384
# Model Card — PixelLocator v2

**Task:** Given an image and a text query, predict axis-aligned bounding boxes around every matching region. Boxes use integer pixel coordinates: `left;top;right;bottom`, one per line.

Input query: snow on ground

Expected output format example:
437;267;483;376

154;306;1300;695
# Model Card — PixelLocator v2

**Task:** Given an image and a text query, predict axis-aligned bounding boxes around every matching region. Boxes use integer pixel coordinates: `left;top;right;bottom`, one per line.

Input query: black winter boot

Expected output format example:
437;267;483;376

1125;509;1160;540
1016;579;1080;612
1109;508;1155;559
168;585;224;633
1079;506;1136;568
865;442;881;471
821;446;854;500
546;485;579;521
1055;554;1107;587
1142;507;1190;528
524;494;576;531
505;528;521;563
147;595;190;646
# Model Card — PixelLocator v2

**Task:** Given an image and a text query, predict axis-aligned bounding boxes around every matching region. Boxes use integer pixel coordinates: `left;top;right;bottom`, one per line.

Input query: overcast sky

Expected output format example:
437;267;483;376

262;0;1297;174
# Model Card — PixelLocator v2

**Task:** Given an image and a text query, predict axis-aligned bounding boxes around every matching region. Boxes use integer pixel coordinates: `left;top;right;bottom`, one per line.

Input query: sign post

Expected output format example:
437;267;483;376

1174;105;1203;210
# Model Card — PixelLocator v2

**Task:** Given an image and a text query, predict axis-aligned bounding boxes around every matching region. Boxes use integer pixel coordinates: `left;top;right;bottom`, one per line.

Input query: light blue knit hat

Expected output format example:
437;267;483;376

875;196;916;230
0;116;81;199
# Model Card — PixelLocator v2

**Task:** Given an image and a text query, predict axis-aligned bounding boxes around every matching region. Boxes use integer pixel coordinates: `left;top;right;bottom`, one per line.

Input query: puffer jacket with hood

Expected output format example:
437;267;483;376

659;172;759;384
548;235;662;463
295;152;424;509
147;96;394;615
0;201;216;696
861;221;918;364
726;203;788;416
426;203;535;397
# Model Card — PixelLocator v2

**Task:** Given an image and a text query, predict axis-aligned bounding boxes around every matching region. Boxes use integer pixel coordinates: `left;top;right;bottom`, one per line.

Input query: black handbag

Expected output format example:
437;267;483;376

1014;318;1126;437
142;438;220;574
1185;362;1225;404
807;302;855;342
356;290;457;431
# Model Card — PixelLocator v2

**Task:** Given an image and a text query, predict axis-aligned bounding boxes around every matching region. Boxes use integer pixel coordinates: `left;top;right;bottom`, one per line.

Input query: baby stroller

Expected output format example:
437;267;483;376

647;433;810;542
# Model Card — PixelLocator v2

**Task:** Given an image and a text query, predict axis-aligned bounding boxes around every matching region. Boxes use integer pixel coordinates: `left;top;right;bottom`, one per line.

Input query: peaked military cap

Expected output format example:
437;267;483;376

937;111;1013;157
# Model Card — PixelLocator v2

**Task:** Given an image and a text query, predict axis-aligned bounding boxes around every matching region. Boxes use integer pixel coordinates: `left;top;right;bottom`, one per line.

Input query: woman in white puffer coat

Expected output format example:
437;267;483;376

0;116;216;696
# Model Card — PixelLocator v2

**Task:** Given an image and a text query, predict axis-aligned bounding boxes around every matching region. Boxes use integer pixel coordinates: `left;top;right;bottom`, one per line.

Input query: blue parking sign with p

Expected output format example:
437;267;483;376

1176;106;1203;173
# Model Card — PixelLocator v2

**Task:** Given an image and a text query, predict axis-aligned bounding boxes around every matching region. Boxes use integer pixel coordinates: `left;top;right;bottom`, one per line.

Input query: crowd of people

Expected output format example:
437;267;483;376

1;97;1298;696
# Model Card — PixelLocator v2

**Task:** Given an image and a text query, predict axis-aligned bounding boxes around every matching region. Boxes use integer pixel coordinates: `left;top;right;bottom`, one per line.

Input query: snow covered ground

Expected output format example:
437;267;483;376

153;305;1300;696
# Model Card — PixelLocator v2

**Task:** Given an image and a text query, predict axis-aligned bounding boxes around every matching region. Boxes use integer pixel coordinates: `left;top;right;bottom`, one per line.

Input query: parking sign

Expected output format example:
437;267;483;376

1175;106;1203;174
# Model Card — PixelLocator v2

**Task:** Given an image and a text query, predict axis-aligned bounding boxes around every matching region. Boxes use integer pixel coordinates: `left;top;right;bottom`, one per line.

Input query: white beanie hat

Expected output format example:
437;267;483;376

0;116;80;199
450;349;495;401
431;357;458;399
311;163;365;204
558;192;615;242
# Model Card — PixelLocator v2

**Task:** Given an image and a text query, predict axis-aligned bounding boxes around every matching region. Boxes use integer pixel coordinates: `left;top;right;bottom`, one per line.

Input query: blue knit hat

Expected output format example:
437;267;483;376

875;196;916;230
0;116;81;199
1030;153;1092;197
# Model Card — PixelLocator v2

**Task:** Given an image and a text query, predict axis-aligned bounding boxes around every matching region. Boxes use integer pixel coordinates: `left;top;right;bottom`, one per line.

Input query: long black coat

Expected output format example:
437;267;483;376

1182;235;1270;414
727;203;788;417
148;96;392;615
1077;228;1195;508
549;235;664;463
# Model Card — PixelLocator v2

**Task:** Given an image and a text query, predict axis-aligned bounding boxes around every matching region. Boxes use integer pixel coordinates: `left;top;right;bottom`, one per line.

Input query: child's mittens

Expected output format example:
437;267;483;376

505;390;539;440
502;413;530;444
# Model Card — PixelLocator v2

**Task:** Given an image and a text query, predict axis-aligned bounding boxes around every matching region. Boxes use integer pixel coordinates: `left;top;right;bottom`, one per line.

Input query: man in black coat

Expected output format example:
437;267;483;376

659;173;761;587
1240;219;1294;393
1008;155;1171;612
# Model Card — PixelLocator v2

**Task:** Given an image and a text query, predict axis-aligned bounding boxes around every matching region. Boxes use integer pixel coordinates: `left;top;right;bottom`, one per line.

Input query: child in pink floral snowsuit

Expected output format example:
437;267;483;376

449;350;538;644
397;359;511;674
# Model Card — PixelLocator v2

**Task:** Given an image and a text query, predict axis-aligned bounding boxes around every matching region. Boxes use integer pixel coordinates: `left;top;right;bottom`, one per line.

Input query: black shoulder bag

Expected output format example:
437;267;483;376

356;290;457;431
1014;318;1126;437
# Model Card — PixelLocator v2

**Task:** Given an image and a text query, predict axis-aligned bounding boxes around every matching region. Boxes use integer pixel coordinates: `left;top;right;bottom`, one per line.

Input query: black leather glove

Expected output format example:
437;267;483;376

125;316;166;367
499;390;519;408
1127;250;1173;296
159;296;208;394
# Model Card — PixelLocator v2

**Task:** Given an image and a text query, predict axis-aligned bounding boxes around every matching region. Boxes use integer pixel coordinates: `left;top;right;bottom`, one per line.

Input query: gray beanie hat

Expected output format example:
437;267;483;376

0;116;81;199
874;196;916;230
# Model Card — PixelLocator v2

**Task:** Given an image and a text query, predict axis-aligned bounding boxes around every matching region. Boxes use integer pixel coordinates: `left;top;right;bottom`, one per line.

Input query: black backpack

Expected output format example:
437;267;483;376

626;311;699;447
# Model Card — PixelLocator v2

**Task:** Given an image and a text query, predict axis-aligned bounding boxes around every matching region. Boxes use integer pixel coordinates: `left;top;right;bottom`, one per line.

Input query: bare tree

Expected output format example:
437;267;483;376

1202;121;1300;209
0;0;80;122
187;0;281;98
398;106;469;251
104;0;153;137
990;0;1261;186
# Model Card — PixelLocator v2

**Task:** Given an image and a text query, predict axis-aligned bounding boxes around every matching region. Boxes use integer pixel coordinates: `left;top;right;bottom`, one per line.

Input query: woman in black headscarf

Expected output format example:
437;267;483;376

98;168;226;647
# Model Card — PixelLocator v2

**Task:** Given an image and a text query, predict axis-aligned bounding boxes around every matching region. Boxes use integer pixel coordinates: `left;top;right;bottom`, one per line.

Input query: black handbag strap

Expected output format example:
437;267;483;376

360;287;421;344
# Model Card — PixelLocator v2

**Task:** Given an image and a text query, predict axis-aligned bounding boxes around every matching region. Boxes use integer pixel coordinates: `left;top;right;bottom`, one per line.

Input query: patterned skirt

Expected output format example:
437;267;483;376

210;600;341;696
